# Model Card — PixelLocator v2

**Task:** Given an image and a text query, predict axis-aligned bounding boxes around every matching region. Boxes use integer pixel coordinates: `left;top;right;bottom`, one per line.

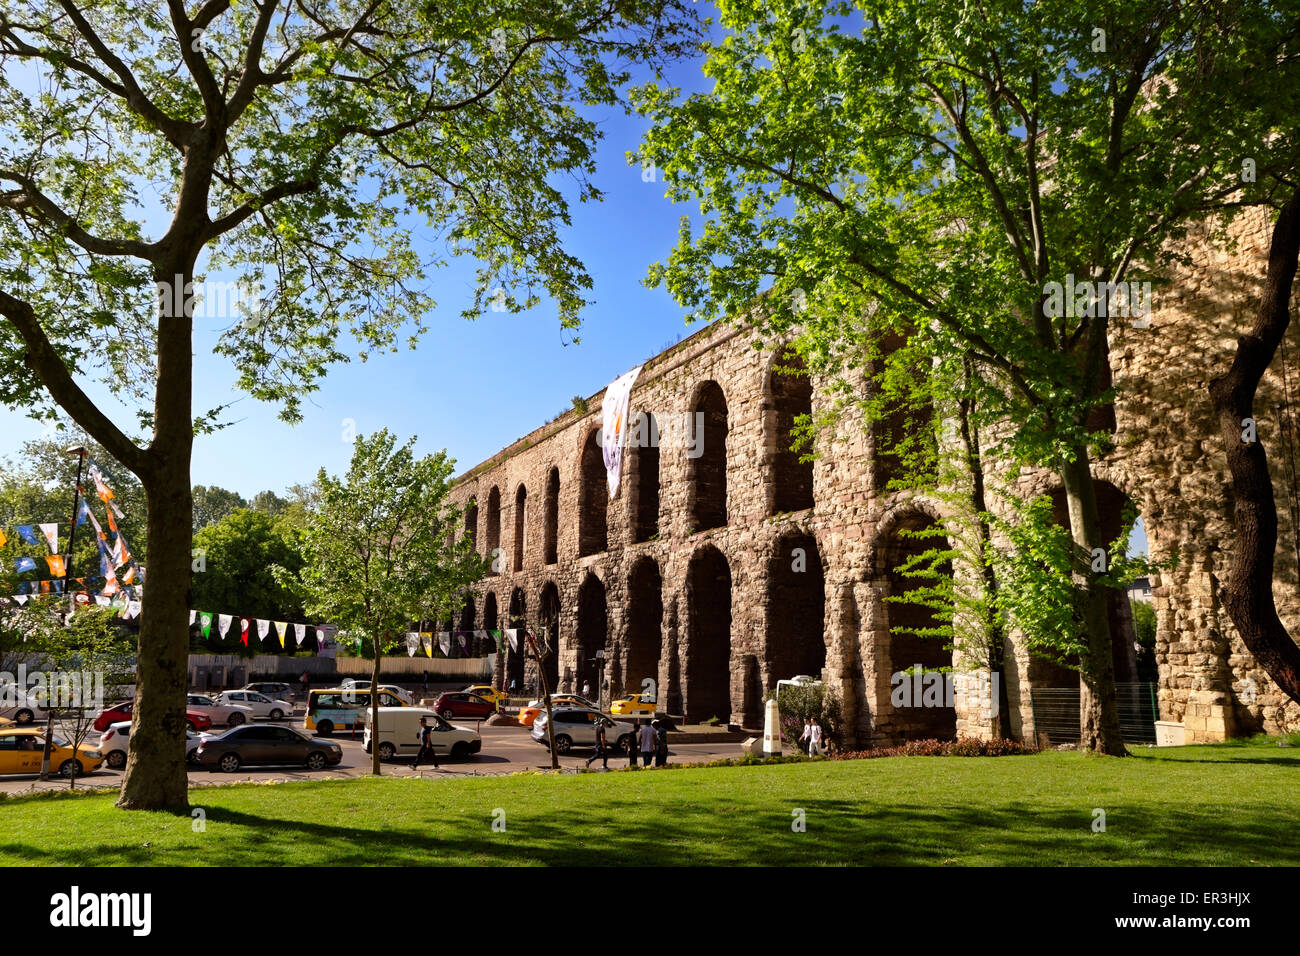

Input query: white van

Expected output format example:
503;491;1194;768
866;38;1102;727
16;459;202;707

361;707;481;761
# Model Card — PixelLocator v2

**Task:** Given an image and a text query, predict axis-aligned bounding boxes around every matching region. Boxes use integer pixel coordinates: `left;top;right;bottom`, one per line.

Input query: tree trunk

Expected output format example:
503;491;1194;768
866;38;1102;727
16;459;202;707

371;638;383;776
1207;188;1300;705
1059;448;1129;756
117;264;195;809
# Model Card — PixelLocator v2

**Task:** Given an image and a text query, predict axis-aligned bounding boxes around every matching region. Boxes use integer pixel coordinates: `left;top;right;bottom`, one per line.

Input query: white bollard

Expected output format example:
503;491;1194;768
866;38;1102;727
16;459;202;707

762;699;782;757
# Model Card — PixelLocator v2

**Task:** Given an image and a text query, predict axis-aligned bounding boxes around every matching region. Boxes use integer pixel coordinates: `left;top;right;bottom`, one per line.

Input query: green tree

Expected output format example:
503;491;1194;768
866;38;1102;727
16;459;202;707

281;429;486;775
635;0;1300;754
250;490;289;518
0;0;698;808
190;509;305;646
191;486;250;534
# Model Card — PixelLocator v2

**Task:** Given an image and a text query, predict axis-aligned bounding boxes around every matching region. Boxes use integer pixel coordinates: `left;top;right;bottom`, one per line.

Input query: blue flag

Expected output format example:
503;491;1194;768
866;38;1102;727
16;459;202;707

76;501;92;526
16;526;39;546
15;557;36;573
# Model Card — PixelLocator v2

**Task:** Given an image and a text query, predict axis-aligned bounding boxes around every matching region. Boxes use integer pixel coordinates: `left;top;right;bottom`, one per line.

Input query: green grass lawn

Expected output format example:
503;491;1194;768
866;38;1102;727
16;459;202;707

3;737;1298;866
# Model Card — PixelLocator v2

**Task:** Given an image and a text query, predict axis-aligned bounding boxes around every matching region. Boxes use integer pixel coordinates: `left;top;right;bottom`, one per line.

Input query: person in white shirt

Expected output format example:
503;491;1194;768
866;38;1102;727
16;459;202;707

807;719;824;756
798;717;812;754
638;721;658;766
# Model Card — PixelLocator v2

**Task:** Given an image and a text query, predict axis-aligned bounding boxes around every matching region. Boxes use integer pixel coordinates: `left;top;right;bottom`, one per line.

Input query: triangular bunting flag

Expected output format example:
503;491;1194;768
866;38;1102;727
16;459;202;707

200;612;212;639
38;523;58;553
406;632;419;657
438;632;451;656
45;555;65;578
239;617;250;646
257;619;270;644
217;613;233;638
16;525;39;547
293;623;306;647
275;622;288;648
189;610;196;625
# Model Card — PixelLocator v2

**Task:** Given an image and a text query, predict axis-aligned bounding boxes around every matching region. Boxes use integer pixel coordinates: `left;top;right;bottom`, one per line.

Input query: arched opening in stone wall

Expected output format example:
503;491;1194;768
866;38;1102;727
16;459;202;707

506;587;527;692
767;347;815;515
629;411;660;543
538;581;561;693
485;486;501;574
457;594;475;659
685;545;732;724
482;592;498;657
544;467;560;565
874;514;956;741
869;330;934;493
513;483;528;573
688;381;729;533
578;429;608;556
1048;482;1142;683
464;499;478;551
575;573;608;699
765;531;826;687
624;556;663;700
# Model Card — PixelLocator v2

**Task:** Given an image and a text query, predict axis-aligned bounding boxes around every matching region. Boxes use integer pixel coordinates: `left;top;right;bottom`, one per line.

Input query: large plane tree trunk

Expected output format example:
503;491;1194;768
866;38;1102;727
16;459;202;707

1208;188;1300;706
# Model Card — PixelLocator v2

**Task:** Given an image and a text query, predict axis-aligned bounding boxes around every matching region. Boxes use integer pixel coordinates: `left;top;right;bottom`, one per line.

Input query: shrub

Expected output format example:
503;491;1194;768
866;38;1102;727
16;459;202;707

767;682;842;751
832;737;1039;760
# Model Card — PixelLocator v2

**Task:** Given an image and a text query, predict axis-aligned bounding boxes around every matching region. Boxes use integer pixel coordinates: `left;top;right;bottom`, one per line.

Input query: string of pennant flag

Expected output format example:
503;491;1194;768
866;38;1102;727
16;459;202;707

3;462;143;607
399;628;543;658
189;612;325;649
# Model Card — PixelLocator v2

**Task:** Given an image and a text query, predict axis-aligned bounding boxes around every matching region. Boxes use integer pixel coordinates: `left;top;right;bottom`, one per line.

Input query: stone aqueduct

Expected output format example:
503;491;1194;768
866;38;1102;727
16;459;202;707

447;206;1300;747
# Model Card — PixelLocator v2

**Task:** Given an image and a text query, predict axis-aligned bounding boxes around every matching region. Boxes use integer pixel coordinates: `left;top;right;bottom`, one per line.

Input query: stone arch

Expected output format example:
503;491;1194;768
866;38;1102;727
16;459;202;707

457;593;476;658
506;587;527;692
543;466;560;564
688;381;729;533
629;411;660;544
485;485;501;574
513;483;528;572
578;428;608;556
871;510;956;742
575;572;608;698
766;346;815;515
537;580;561;693
624;556;663;699
765;530;826;687
464;498;479;552
685;544;732;724
482;591;499;658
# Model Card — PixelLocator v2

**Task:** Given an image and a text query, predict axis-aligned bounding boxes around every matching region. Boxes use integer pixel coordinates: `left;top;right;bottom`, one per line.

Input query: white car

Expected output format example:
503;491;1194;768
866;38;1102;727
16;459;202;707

531;708;636;755
98;720;206;769
186;694;256;727
362;707;481;760
0;685;48;726
211;690;293;720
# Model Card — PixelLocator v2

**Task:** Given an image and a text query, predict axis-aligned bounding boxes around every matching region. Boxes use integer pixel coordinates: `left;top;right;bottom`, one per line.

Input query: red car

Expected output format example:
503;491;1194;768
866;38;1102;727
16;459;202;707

93;701;213;733
432;692;496;721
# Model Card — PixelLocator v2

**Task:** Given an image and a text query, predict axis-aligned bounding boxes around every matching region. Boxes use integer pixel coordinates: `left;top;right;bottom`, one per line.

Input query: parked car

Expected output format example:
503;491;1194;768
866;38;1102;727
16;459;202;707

0;686;48;725
610;693;657;716
0;726;103;777
244;682;295;701
93;701;212;733
431;691;496;721
517;694;598;727
361;707;481;760
462;684;509;707
192;725;343;772
99;720;206;769
531;708;636;755
186;694;255;727
210;690;293;720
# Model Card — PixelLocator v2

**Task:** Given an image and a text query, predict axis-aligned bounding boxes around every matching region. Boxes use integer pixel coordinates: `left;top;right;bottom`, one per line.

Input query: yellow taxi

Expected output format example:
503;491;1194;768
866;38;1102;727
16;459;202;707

610;693;657;716
517;694;598;727
463;685;509;707
0;727;103;777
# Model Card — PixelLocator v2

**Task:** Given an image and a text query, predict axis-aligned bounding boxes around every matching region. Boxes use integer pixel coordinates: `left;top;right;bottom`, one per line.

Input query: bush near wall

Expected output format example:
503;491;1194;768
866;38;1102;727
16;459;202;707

832;738;1039;760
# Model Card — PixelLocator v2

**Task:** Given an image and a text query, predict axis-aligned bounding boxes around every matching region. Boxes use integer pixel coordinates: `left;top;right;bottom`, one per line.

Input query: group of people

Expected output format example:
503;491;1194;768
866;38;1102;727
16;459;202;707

799;717;825;756
587;717;667;770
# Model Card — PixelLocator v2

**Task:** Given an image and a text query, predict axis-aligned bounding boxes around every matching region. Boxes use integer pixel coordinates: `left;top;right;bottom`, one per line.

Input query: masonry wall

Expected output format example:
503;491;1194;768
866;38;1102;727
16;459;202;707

447;202;1300;746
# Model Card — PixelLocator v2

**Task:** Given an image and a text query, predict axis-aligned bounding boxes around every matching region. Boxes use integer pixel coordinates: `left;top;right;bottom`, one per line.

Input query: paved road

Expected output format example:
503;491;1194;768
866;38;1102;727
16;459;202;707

0;723;745;796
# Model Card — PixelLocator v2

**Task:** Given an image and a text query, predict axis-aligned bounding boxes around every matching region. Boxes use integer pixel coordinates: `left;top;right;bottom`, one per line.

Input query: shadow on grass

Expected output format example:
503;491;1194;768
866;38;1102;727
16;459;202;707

3;792;1298;867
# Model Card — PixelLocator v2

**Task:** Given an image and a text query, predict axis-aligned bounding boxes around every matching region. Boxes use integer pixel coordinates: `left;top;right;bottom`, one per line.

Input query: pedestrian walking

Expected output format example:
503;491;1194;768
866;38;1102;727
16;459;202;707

799;717;813;755
808;718;824;756
412;715;440;770
638;719;657;767
586;718;610;770
628;720;640;767
298;670;310;700
509;677;518;697
421;670;429;696
582;679;592;699
653;719;668;767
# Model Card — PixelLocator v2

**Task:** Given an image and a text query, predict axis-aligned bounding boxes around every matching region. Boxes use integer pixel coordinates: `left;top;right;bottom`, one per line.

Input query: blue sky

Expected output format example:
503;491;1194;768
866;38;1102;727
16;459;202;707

0;23;720;497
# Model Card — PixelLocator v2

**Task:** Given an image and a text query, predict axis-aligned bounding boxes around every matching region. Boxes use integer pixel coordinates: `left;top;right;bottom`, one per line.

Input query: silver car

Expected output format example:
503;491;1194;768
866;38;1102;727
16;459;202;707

531;707;636;755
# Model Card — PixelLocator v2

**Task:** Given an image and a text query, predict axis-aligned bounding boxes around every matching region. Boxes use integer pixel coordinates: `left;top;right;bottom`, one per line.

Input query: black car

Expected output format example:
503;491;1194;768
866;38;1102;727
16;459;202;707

192;725;342;772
